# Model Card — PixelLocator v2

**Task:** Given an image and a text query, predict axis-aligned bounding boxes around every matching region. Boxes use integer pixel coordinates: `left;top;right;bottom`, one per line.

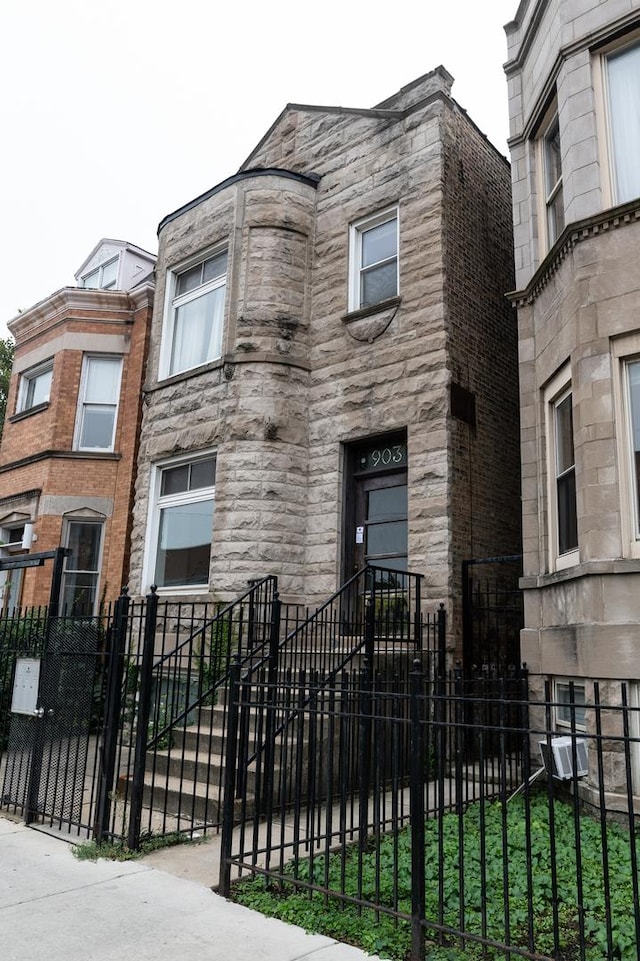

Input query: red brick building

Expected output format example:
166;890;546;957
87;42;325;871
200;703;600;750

0;240;155;612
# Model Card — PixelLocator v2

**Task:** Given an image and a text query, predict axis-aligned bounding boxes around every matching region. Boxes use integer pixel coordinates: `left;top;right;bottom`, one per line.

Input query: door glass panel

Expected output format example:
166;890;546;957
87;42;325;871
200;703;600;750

367;521;407;556
368;486;407;517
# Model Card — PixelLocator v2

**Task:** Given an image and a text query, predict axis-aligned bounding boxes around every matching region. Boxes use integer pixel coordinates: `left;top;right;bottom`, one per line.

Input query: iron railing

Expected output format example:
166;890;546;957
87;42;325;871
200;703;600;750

220;669;640;961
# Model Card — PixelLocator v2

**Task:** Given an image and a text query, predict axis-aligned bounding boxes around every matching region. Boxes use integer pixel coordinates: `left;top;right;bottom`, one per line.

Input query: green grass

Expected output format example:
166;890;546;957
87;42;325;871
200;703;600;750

232;794;640;960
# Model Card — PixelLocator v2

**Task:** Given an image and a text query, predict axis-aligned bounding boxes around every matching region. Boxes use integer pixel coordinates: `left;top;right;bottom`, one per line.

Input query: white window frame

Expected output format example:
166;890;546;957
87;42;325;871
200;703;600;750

143;451;216;594
612;333;640;558
81;256;119;290
60;518;105;615
554;679;587;732
348;207;399;313
17;359;53;413
596;33;640;207
159;247;227;379
536;105;564;253
0;521;28;612
545;366;579;572
73;354;123;453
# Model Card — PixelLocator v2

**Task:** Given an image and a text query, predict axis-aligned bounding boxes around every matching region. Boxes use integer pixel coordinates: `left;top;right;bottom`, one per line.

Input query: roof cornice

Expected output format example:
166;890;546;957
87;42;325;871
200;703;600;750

7;287;141;341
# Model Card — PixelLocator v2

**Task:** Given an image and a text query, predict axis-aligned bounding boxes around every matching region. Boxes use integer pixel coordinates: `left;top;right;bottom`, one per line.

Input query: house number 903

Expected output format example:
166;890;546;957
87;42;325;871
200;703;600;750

359;444;407;471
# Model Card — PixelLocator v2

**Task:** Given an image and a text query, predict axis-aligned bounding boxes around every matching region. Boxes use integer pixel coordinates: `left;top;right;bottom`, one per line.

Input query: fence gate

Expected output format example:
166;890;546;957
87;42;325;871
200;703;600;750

462;553;523;674
0;548;121;836
1;614;108;830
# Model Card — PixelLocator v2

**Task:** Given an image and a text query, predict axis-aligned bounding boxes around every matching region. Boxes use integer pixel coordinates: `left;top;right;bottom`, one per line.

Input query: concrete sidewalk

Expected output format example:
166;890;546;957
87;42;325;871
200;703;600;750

1;816;379;961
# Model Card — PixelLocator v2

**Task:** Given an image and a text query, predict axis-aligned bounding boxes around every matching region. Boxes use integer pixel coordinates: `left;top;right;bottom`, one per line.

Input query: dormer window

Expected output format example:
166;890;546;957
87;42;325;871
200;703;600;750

81;257;119;290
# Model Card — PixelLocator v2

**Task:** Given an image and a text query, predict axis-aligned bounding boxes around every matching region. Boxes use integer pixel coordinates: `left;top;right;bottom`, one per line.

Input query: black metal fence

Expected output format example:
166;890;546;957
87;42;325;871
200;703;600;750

0;566;436;848
220;667;640;961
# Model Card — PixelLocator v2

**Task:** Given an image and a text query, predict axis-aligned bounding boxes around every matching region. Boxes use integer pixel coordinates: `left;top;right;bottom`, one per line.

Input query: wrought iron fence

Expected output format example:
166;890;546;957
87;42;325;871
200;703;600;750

220;667;640;961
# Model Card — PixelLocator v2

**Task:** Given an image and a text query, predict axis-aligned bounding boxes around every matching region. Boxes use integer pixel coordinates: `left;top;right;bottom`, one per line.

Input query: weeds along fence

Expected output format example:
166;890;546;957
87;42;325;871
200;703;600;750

221;668;640;961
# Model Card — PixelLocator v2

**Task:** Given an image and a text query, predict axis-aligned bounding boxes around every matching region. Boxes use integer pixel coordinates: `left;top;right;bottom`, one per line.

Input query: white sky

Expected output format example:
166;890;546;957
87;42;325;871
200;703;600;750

0;0;517;334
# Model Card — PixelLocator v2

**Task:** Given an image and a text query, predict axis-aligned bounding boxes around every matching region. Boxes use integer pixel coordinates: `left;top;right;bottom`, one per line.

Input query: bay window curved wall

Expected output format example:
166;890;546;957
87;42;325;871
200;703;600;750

132;170;317;599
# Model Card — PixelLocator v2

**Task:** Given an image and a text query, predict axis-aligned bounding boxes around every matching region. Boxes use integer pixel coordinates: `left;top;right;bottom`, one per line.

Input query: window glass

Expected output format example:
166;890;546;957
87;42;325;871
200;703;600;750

82;268;100;289
81;256;120;290
202;252;228;284
76;355;122;451
607;43;640;204
151;455;217;589
190;457;216;489
544;117;564;244
101;259;118;289
350;210;398;312
161;464;190;496
166;251;227;377
556;681;587;729
170;287;225;374
555;392;578;555
61;521;103;615
361;220;396;268
361;261;398;309
155;500;214;587
19;363;53;411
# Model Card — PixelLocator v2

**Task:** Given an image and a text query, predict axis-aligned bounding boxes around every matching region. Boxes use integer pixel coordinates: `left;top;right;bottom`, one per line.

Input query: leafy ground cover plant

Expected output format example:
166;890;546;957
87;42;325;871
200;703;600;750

232;794;639;960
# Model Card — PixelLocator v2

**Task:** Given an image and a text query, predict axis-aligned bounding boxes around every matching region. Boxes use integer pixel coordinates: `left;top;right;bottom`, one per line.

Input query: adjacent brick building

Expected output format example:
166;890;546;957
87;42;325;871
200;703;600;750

0;240;155;612
505;0;640;788
128;68;520;659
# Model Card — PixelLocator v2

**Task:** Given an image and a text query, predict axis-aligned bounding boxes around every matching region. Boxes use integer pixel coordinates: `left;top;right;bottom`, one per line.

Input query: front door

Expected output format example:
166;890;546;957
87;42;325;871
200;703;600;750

344;434;408;577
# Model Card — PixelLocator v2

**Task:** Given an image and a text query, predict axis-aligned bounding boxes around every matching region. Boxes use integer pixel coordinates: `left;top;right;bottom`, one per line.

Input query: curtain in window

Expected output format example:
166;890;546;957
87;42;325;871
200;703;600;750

171;286;224;375
608;45;640;203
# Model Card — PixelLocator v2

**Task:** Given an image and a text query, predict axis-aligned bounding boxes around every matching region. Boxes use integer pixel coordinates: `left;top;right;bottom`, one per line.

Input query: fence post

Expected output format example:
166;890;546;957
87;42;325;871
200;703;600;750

94;588;130;842
357;597;375;853
437;603;446;678
219;655;241;896
413;575;422;649
410;658;426;961
454;661;464;815
262;591;281;815
434;605;447;781
127;587;158;850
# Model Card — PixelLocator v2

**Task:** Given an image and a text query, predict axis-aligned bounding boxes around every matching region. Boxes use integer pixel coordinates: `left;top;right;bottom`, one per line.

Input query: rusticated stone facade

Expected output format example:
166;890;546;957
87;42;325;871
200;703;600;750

129;68;519;656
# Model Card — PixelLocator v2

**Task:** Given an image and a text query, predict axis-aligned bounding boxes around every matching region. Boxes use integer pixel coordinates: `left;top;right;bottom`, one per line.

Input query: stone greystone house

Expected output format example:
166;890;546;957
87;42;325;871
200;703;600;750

505;0;640;799
0;240;155;613
128;67;520;660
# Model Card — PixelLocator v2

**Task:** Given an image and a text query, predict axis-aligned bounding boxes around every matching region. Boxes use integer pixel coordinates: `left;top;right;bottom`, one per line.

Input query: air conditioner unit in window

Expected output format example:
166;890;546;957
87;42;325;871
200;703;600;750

539;736;588;780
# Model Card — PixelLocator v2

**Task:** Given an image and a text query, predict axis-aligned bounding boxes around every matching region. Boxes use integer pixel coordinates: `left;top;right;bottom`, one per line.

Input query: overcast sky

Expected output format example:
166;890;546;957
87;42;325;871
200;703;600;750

0;0;517;334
